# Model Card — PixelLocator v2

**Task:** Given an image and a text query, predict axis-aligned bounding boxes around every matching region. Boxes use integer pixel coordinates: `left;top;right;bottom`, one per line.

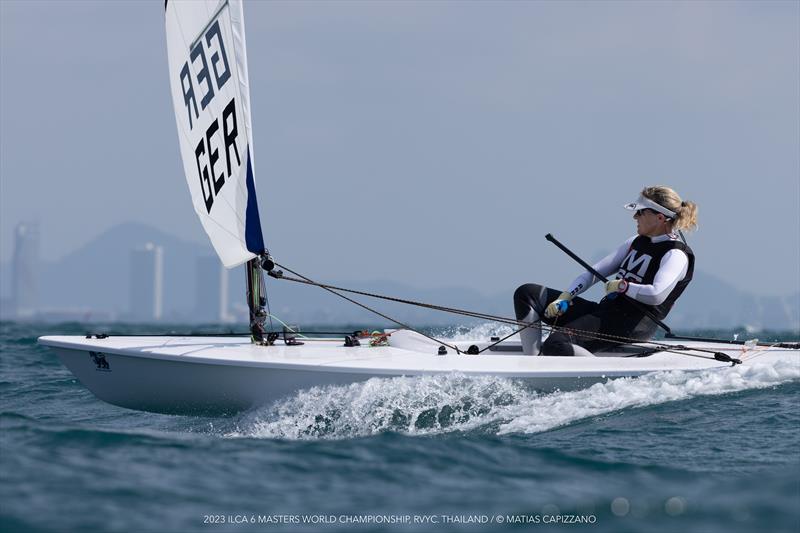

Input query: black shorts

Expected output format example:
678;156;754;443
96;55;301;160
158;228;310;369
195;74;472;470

513;283;657;355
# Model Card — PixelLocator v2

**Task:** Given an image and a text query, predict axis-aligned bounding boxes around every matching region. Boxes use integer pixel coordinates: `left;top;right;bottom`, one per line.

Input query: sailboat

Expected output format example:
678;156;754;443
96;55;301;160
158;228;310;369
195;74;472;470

38;1;799;415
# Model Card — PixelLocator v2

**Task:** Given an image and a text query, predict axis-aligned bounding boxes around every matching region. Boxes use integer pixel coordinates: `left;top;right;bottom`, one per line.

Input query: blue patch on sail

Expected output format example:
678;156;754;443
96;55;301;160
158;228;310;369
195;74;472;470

244;147;266;254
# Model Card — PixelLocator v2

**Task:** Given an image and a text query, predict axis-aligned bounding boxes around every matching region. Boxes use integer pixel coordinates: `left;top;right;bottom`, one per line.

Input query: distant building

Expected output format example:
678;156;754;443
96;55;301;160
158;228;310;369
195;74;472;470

11;222;40;318
194;256;229;323
129;243;163;321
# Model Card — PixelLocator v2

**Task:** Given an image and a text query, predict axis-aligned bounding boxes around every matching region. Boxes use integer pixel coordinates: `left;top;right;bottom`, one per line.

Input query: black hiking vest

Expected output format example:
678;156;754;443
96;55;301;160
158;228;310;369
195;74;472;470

614;235;695;320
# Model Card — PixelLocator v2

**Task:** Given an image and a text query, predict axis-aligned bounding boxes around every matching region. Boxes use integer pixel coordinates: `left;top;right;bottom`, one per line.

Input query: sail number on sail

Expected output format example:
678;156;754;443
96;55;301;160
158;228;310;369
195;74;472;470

177;19;241;214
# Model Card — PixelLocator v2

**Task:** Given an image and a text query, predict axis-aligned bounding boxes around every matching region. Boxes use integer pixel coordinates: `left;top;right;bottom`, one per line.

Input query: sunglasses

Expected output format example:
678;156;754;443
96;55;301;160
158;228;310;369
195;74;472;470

634;208;660;217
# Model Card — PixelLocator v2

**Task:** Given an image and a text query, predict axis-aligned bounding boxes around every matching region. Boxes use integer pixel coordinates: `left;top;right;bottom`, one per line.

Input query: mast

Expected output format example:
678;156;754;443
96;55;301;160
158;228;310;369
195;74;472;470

246;256;268;343
165;1;271;343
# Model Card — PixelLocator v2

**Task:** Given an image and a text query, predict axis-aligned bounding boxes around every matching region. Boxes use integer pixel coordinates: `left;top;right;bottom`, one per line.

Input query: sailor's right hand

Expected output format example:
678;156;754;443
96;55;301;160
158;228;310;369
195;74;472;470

544;292;573;319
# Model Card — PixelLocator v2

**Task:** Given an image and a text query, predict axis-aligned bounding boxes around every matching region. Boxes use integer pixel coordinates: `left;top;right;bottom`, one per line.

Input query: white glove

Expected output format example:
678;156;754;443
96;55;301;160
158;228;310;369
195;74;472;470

544;291;572;319
605;279;629;296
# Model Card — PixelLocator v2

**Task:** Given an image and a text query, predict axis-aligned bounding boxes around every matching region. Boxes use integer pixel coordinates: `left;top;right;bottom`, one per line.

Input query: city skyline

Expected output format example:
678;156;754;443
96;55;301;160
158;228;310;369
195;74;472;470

1;223;234;324
0;220;797;331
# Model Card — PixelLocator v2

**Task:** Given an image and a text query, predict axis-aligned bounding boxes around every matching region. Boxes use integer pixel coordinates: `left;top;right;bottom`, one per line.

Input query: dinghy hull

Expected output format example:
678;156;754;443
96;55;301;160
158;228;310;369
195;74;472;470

39;333;798;416
48;345;378;415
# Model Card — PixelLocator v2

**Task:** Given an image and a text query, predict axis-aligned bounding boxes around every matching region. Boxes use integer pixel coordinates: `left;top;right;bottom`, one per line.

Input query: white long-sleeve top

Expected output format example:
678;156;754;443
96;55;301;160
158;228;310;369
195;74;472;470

565;234;689;306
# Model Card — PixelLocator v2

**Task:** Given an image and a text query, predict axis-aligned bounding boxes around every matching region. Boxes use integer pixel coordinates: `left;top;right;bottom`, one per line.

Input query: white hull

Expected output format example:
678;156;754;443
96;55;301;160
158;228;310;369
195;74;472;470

39;331;799;415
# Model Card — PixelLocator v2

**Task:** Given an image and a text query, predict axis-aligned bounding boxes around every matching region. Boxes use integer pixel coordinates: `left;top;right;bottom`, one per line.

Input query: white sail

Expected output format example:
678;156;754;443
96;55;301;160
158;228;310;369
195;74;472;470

165;0;264;268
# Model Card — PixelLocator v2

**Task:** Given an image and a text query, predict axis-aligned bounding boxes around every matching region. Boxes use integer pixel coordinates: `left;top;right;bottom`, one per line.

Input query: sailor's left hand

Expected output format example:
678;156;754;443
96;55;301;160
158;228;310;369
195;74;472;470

605;279;629;295
544;292;573;318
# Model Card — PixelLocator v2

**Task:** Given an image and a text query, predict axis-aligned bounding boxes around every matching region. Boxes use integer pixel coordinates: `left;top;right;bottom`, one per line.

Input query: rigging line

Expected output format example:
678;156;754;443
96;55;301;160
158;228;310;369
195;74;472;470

266;313;309;339
641;345;741;364
478;309;568;355
86;330;372;338
269;273;701;356
269;270;641;343
552;327;744;362
270;265;744;362
664;333;799;349
545;323;737;360
477;321;535;355
270;270;687;349
272;263;462;354
737;341;783;361
270;272;526;326
270;267;666;349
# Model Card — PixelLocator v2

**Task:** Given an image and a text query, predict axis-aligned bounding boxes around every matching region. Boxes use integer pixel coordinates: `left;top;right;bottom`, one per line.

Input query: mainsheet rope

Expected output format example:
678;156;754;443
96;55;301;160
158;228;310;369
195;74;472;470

268;263;761;364
271;263;463;354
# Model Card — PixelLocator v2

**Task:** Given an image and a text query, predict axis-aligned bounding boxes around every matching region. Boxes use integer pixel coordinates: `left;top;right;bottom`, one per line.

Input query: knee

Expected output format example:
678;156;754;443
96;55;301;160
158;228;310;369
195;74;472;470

514;284;542;319
513;283;543;303
514;284;529;300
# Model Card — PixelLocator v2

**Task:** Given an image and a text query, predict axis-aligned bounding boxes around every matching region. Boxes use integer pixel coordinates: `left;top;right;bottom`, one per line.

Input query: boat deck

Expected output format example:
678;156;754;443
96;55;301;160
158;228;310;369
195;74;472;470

38;332;779;377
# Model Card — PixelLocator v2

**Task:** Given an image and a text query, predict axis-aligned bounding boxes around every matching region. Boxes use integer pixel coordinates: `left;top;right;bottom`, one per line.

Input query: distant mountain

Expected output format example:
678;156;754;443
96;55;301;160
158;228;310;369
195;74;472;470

2;222;798;331
38;222;211;318
670;270;799;331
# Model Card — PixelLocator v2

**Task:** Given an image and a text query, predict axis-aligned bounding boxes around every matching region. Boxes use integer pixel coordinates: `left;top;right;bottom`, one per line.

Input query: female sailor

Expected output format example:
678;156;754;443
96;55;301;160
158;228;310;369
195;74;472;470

513;186;698;356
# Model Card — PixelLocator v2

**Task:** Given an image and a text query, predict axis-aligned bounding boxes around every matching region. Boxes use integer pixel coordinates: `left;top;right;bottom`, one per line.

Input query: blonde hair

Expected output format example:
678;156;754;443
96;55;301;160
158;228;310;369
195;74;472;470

641;186;698;231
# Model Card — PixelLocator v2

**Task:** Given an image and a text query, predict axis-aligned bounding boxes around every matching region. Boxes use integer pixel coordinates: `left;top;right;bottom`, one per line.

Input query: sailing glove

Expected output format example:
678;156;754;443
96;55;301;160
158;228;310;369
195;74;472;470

605;279;629;295
544;292;573;319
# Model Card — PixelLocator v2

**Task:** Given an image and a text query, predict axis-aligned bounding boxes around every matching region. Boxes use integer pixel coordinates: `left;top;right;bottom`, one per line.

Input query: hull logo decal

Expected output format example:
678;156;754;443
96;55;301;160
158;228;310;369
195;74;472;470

89;352;111;372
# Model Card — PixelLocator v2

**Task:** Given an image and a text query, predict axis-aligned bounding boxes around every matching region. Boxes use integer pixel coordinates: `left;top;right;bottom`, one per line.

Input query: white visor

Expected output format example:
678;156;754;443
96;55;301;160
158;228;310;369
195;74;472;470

623;195;676;219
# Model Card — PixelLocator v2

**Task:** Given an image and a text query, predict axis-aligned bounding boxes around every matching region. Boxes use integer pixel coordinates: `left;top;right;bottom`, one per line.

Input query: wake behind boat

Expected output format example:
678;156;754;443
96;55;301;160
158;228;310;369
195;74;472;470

38;1;800;416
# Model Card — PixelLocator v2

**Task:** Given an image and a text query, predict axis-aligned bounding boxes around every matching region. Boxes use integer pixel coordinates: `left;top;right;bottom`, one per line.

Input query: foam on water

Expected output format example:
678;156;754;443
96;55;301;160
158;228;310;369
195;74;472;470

228;373;531;440
496;359;799;435
429;322;518;341
229;359;799;441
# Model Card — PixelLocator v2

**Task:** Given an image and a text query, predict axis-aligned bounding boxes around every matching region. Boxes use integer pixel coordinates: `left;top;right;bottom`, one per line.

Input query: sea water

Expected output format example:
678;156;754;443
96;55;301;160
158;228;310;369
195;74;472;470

1;321;798;532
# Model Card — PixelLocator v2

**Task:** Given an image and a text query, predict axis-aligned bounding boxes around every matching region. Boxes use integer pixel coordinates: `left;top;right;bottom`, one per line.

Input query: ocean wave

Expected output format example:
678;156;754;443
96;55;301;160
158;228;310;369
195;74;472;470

228;359;799;441
228;374;530;440
497;359;799;435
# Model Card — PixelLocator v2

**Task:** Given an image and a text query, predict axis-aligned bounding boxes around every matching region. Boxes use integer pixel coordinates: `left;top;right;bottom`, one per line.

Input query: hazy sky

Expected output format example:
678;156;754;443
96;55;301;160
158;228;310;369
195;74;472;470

1;0;798;297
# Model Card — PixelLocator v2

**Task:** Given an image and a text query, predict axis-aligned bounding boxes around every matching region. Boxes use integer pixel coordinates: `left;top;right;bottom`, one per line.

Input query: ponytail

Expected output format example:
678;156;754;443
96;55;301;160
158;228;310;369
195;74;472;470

641;186;699;232
674;200;698;231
